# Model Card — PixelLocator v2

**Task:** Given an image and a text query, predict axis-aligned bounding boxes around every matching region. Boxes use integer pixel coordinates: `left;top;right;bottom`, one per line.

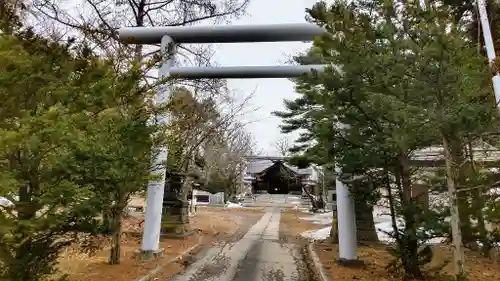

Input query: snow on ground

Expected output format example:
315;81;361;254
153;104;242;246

293;205;310;211
226;202;243;208
300;211;333;225
301;226;331;240
300;206;447;244
300;219;446;243
373;206;392;224
0;197;13;207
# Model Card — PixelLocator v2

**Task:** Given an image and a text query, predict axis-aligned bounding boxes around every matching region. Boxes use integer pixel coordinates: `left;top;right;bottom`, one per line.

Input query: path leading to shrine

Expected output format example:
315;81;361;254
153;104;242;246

170;206;309;281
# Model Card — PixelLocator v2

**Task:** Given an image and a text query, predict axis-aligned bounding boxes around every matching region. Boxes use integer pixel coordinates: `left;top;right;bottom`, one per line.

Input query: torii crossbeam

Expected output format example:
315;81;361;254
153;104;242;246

118;23;358;264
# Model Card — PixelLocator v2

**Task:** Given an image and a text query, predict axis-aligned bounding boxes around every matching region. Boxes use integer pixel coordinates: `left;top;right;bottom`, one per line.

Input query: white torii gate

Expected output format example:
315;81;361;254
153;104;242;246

118;23;358;264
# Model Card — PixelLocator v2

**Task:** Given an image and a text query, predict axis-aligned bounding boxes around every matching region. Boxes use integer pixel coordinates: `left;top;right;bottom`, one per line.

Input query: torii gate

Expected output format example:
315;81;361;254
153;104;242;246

118;23;357;264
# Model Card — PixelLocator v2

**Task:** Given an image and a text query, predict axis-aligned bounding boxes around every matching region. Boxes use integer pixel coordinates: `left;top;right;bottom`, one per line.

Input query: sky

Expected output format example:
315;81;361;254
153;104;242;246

210;0;318;155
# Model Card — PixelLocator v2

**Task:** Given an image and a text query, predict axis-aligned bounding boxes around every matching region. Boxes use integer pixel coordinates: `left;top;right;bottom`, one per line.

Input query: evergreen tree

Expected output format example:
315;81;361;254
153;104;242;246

0;32;107;281
0;27;159;277
276;1;496;279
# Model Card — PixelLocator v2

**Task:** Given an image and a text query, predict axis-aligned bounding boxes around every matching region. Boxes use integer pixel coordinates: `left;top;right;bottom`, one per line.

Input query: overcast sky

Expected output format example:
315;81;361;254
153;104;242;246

210;0;318;155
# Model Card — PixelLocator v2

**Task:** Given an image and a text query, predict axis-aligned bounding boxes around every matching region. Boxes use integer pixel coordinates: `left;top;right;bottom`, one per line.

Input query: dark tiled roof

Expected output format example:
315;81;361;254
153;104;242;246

245;159;312;175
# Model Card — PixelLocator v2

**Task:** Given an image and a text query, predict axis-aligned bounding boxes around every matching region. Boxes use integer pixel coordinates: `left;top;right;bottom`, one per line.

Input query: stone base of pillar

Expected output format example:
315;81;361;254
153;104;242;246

134;248;164;261
161;197;193;238
336;258;365;268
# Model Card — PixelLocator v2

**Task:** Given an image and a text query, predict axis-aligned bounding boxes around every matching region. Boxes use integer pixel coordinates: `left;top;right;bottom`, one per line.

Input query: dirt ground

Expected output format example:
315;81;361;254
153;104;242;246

315;241;500;281
279;209;326;243
279;210;500;281
56;208;264;281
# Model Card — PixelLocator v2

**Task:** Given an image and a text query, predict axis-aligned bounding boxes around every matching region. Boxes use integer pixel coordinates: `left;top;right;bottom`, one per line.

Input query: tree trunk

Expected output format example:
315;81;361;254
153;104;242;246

449;137;475;246
9;183;41;281
472;187;491;257
411;183;429;216
109;193;127;265
442;133;467;280
109;214;122;264
467;141;490;256
385;168;400;245
9;239;34;281
398;153;424;280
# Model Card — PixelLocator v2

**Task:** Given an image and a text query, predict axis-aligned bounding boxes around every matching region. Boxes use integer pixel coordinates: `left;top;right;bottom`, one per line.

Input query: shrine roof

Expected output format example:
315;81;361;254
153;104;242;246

245;158;313;175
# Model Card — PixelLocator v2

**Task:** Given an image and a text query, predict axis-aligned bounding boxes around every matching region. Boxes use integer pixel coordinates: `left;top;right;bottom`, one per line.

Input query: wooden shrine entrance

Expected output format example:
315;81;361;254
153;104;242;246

252;161;304;194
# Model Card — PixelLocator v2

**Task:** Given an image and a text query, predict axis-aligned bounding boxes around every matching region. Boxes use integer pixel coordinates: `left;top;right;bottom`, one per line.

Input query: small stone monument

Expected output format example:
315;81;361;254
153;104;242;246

161;173;192;238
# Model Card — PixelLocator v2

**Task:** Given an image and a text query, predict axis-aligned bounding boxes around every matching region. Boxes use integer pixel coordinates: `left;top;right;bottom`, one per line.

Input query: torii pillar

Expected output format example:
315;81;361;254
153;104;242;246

118;23;359;264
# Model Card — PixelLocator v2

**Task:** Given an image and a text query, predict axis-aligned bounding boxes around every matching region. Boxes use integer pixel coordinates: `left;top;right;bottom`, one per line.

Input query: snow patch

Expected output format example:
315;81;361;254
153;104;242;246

300;222;446;243
373;206;392;224
300;211;333;225
0;197;13;207
226;202;243;208
300;206;447;244
301;226;331;240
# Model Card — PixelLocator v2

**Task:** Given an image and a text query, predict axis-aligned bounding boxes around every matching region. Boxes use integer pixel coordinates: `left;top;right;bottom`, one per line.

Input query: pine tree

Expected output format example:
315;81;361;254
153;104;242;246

0;28;158;276
0;32;109;281
276;1;496;279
